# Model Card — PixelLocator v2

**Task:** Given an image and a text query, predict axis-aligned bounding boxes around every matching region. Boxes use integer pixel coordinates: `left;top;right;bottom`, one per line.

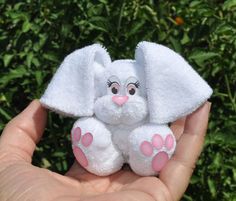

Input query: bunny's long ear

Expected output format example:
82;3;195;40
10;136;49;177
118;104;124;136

135;41;212;124
40;44;111;117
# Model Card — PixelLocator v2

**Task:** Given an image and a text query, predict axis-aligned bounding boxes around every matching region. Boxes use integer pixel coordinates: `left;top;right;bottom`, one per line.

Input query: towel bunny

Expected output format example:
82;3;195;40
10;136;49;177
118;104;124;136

40;41;212;176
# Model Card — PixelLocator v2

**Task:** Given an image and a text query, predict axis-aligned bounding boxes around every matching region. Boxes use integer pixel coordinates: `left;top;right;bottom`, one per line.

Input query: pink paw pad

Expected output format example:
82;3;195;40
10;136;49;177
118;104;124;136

140;141;153;156
73;147;88;167
71;127;94;167
139;133;175;172
152;134;164;149
72;127;81;142
165;134;174;150
152;151;169;172
82;133;93;147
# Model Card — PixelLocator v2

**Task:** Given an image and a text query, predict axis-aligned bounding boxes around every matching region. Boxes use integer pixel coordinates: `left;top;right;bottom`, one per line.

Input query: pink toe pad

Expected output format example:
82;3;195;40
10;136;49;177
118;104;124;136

73;147;88;167
152;151;169;172
82;133;93;147
165;134;174;150
140;141;153;156
152;134;164;149
72;127;81;143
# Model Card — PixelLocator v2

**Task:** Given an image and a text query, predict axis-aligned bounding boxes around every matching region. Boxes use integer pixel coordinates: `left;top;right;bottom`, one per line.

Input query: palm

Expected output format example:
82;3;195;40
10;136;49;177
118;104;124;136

0;100;210;201
65;163;142;194
2;161;166;200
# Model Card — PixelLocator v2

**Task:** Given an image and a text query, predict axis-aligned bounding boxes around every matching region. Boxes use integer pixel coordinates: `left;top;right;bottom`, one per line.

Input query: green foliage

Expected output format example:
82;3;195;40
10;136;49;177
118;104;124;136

0;0;235;200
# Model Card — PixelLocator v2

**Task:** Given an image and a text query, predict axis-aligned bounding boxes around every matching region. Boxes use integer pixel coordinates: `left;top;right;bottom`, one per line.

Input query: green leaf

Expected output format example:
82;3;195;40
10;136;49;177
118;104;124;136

22;20;31;32
181;32;190;45
127;21;145;37
26;52;34;67
223;0;236;10
190;175;201;184
169;36;182;53
43;53;58;62
88;17;109;33
207;179;217;197
41;158;51;168
189;1;202;8
0;107;11;120
52;152;66;157
0;66;27;88
35;70;42;86
32;57;40;67
216;24;235;35
13;2;24;10
3;54;14;67
189;51;219;65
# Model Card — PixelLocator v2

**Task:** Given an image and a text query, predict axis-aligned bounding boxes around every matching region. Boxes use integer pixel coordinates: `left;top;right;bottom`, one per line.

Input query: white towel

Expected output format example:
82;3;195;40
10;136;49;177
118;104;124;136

40;44;111;117
135;41;212;123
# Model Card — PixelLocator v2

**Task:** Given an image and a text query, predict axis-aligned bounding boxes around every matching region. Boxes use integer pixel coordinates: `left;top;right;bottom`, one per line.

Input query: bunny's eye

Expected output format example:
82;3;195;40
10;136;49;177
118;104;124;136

127;82;139;95
111;83;119;94
107;80;120;94
129;87;136;95
111;86;118;94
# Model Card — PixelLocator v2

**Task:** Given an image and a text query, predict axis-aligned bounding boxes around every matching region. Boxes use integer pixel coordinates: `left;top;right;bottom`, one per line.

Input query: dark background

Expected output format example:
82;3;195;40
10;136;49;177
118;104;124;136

0;0;235;200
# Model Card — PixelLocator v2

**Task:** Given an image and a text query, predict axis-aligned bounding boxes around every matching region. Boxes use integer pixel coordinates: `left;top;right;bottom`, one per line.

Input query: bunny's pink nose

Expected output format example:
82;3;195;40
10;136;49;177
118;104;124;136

112;96;129;106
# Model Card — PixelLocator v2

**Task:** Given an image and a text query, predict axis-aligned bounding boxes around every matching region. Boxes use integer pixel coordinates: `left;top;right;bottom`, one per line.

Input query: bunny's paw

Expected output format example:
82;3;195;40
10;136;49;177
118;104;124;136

140;134;174;172
71;127;93;167
128;124;176;176
71;117;124;176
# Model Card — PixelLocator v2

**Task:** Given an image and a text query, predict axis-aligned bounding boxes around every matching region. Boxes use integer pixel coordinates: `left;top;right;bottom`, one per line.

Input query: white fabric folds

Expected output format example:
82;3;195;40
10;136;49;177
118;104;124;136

135;41;213;124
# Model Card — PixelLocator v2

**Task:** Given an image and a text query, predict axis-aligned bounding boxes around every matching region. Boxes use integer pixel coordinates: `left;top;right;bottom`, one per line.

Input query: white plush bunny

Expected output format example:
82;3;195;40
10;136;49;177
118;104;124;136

40;41;212;176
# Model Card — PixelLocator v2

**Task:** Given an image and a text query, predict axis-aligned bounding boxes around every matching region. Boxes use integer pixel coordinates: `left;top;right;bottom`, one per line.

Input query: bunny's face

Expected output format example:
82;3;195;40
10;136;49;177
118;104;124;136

94;60;148;125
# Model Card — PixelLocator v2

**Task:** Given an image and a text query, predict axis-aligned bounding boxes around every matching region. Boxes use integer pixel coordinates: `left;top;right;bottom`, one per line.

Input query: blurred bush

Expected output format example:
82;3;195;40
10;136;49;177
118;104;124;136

0;0;235;200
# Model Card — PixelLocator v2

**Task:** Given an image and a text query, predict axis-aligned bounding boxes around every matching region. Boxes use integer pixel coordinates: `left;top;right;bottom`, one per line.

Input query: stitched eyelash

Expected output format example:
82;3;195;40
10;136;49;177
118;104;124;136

129;81;140;88
127;81;140;88
107;80;112;87
107;80;119;87
134;81;140;88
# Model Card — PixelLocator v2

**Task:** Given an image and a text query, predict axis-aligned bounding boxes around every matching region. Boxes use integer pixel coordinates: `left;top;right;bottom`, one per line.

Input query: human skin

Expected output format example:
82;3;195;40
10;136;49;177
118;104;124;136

0;100;211;201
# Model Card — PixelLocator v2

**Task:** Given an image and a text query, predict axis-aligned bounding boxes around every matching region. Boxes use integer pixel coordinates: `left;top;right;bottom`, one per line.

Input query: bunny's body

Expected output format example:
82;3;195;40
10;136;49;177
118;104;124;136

41;42;212;176
72;116;175;176
106;118;147;158
69;60;176;176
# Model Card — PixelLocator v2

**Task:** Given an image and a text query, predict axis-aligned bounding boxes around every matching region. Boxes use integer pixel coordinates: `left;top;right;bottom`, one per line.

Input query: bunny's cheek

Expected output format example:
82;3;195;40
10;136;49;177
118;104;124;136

94;96;123;125
121;97;148;125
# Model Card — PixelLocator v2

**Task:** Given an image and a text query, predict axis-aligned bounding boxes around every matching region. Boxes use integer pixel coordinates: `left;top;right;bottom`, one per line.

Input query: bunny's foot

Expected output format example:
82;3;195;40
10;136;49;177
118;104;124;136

128;124;176;176
71;117;124;176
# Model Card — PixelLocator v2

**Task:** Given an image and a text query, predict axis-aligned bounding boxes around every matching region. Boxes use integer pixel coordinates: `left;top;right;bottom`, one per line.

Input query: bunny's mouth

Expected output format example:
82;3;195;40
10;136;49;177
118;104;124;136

94;95;148;125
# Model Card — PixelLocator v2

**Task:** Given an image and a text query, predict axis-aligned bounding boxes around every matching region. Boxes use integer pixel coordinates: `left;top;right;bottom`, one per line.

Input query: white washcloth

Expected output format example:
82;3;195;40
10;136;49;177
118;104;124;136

40;42;213;176
135;41;213;124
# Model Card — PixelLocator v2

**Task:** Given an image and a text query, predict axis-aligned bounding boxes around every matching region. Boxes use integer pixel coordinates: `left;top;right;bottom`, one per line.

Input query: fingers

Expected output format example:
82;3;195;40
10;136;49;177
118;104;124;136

65;161;88;179
170;117;186;140
0;100;47;163
175;102;211;167
160;102;211;201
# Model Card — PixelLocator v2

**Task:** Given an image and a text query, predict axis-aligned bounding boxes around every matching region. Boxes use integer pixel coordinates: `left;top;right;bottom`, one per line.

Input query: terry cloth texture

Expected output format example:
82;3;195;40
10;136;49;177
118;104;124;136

135;41;213;124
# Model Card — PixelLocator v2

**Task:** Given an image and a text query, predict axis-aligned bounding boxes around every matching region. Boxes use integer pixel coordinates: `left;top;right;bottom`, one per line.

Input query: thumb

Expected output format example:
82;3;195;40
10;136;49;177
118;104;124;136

0;100;47;163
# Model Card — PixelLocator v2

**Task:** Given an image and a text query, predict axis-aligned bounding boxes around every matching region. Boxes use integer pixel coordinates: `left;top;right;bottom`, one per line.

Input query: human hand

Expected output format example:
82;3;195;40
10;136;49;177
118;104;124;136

0;100;211;201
